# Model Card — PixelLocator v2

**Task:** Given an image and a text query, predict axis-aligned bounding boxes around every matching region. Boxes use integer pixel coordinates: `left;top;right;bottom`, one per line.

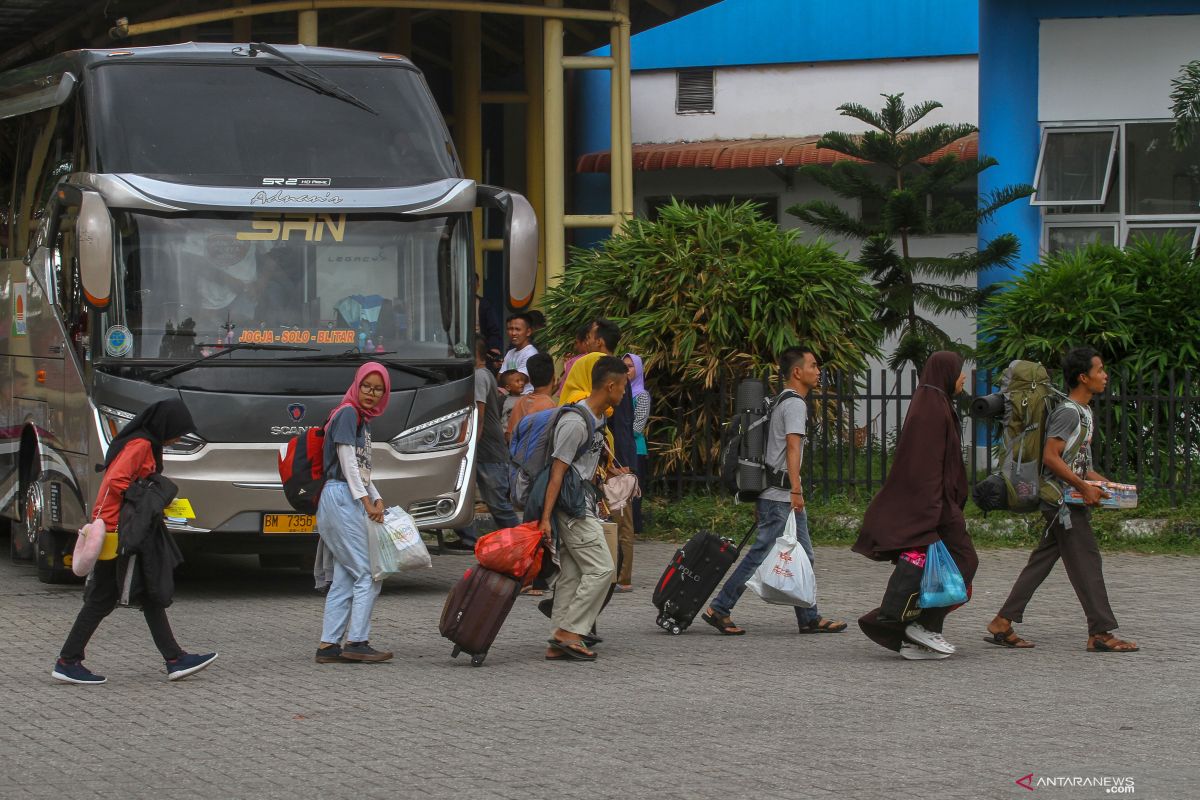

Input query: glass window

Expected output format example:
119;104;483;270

1125;122;1200;216
1045;224;1117;254
88;62;457;187
1032;128;1118;206
100;211;471;362
1124;224;1200;248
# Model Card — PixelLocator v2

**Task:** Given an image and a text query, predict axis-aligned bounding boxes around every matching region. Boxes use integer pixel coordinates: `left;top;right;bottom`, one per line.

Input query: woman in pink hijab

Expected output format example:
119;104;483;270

315;362;393;664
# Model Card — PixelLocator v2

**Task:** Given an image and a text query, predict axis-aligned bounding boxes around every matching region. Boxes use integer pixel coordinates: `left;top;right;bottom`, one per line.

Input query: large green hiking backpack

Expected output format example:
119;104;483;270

973;360;1066;513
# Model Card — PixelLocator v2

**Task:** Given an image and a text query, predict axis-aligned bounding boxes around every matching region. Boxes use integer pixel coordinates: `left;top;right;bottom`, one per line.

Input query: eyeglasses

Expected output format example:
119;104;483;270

359;384;386;396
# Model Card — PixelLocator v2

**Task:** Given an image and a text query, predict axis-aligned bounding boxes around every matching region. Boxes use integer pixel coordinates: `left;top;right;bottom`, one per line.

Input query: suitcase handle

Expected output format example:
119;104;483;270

734;521;757;553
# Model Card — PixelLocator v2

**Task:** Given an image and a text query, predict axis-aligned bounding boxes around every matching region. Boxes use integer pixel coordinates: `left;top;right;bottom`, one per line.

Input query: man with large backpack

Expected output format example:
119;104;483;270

703;346;847;636
527;356;627;661
985;346;1139;653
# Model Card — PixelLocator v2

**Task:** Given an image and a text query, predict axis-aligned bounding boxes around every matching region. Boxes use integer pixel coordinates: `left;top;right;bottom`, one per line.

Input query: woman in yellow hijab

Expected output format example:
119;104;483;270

558;351;616;453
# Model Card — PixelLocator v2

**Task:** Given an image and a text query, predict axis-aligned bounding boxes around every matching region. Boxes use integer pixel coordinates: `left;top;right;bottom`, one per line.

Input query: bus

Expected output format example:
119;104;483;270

0;43;536;582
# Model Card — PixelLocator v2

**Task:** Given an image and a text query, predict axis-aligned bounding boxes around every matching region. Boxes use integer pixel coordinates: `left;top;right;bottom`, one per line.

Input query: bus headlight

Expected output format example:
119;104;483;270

390;407;473;454
98;405;135;443
98;405;206;455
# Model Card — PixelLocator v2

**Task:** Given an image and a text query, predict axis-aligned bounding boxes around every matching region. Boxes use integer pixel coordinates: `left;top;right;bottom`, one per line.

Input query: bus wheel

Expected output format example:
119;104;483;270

37;527;81;585
10;481;40;562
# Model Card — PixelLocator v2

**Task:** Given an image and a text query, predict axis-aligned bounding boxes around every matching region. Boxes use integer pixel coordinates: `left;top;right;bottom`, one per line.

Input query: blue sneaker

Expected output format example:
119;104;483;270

166;652;218;681
51;659;107;685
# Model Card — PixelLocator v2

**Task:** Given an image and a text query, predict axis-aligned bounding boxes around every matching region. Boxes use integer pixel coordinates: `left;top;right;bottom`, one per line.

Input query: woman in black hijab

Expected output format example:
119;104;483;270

853;351;978;660
52;399;217;685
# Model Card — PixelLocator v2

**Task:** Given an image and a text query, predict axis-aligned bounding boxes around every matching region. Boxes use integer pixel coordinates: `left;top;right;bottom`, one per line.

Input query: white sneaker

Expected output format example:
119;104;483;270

899;642;952;660
905;623;955;654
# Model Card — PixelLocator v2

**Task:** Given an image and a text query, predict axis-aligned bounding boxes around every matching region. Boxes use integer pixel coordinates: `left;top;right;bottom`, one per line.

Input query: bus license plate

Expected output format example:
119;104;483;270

262;513;315;534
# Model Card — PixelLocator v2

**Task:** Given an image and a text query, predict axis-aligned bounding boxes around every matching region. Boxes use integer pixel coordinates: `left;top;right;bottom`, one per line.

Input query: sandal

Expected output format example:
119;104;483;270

701;611;745;635
520;586;544;597
798;618;847;634
983;626;1035;649
1087;633;1139;653
546;639;597;661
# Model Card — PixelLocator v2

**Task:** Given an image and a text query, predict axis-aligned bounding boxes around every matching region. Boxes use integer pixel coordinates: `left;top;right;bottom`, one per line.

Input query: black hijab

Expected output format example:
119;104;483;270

852;352;968;561
101;399;197;473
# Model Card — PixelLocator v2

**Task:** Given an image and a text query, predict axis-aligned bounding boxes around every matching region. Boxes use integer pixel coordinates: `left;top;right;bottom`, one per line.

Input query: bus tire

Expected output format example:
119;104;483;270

36;527;81;585
10;481;39;563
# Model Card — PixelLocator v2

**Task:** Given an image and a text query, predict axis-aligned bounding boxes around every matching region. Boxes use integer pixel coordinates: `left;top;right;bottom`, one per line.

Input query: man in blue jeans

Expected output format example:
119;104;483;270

448;336;521;550
703;346;847;635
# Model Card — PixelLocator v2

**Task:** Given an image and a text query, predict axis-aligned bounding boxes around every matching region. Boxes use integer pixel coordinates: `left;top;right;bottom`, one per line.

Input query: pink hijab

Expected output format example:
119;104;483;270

334;362;391;423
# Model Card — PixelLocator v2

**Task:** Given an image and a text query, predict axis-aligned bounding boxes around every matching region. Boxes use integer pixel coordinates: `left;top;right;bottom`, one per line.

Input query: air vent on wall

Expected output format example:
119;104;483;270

676;68;714;114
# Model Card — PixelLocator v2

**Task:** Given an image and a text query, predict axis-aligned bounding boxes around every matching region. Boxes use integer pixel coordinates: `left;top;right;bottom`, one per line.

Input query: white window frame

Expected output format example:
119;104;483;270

1031;126;1119;206
1122;222;1200;249
1042;221;1118;255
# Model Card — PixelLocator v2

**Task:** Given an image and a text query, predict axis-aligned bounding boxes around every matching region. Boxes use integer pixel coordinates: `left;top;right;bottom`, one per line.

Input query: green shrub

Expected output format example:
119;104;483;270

978;235;1200;374
539;201;882;479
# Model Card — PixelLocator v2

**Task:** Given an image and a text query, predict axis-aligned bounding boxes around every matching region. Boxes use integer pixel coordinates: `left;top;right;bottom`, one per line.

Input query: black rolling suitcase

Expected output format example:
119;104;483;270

652;523;756;635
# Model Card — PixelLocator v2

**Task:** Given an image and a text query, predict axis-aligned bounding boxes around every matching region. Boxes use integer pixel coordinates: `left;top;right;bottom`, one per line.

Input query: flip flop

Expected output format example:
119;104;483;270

798;618;848;634
546;639;597;661
701;611;746;635
983;627;1035;648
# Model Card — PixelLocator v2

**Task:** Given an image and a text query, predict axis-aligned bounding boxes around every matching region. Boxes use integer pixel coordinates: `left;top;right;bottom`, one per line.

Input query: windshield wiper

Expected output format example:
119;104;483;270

147;343;319;383
246;42;380;116
282;349;448;383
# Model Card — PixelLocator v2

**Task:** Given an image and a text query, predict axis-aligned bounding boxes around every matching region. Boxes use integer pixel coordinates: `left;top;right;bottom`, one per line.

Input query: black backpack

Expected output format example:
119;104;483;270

720;378;801;498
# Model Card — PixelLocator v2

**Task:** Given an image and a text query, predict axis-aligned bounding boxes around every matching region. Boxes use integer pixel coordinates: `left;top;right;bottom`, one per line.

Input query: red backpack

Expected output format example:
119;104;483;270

277;404;356;514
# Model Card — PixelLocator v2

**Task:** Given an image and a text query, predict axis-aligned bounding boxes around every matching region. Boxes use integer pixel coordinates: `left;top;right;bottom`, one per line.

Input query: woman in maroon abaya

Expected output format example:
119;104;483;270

852;351;977;660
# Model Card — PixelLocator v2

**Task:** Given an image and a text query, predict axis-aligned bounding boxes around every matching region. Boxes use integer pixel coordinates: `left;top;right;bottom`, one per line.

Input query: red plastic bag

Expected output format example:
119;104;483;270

475;522;544;585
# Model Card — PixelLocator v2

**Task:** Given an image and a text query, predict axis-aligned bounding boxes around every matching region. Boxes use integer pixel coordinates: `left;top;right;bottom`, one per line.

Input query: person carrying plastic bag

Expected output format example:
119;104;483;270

746;510;815;607
853;352;978;661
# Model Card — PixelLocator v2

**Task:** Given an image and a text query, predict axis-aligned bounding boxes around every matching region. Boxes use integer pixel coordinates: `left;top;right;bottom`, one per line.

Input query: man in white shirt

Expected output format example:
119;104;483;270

501;313;537;394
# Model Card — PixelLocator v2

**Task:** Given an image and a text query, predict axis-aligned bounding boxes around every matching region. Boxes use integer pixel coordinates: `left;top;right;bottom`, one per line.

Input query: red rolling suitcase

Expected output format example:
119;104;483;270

439;564;521;666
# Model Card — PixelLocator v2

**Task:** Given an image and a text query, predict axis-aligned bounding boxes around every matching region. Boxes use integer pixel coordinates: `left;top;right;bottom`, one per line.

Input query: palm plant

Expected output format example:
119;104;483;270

788;93;1033;371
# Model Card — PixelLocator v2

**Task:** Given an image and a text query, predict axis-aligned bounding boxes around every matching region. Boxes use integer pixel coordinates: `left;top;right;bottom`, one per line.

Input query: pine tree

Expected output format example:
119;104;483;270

787;93;1033;371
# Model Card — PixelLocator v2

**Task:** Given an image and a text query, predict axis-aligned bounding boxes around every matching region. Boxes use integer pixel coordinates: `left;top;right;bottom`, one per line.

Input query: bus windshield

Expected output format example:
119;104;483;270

88;61;458;186
99;211;472;362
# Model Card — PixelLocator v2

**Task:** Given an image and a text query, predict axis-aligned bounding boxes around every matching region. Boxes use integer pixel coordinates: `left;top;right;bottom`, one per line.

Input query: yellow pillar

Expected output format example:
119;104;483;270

297;9;318;45
524;15;547;308
543;2;566;288
453;12;484;282
616;0;634;221
608;14;624;231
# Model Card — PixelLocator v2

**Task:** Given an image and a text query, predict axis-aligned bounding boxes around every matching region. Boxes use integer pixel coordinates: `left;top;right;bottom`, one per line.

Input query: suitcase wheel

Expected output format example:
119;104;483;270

451;645;461;658
470;653;486;667
669;624;683;636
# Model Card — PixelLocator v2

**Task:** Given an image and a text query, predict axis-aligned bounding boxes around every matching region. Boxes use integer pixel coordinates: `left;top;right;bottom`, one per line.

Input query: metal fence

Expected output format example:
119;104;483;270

654;369;1200;504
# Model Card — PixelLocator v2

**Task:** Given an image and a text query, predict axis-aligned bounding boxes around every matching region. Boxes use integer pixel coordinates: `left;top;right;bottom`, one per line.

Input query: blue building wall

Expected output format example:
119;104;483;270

573;0;979;247
978;0;1200;287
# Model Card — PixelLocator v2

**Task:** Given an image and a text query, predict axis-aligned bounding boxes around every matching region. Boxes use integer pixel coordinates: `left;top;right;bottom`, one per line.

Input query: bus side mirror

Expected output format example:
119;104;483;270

476;185;538;309
77;190;113;308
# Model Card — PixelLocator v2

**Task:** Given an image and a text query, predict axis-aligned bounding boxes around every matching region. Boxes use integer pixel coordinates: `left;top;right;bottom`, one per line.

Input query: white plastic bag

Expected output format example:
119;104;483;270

381;506;432;572
746;511;816;607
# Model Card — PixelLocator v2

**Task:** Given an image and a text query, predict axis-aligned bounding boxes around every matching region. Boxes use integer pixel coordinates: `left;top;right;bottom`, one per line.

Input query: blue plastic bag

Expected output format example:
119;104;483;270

919;540;968;608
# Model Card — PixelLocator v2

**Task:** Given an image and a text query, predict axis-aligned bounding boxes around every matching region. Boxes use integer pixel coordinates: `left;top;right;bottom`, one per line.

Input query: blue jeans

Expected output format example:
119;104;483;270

710;498;820;626
317;481;382;644
456;461;521;544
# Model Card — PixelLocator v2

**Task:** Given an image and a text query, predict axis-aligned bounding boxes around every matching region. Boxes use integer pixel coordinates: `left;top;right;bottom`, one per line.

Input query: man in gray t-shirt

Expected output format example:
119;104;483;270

550;402;607;514
539;356;628;661
450;338;521;549
758;394;807;504
992;347;1136;653
705;347;847;636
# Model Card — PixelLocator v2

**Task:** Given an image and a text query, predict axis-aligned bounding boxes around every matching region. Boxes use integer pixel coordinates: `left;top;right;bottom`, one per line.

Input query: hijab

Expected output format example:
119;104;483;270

852;351;968;561
101;399;196;473
559;352;603;408
624;353;648;400
337;361;391;421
